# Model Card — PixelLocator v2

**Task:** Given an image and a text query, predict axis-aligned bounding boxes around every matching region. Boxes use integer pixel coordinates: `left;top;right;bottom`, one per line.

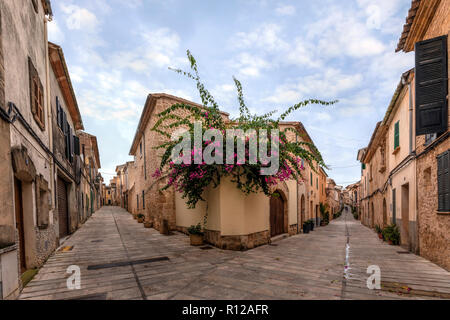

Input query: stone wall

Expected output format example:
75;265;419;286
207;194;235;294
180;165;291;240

177;226;270;251
416;136;450;270
413;0;450;271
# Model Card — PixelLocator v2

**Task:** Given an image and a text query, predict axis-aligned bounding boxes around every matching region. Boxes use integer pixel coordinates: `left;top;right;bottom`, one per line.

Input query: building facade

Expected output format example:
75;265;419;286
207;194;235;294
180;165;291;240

0;0;102;299
396;0;449;269
119;93;329;250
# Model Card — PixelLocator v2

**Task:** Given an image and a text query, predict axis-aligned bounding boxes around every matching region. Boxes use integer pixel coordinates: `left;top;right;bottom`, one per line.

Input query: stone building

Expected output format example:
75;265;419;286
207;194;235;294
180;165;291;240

359;69;418;250
357;0;449;269
396;0;449;269
0;0;101;299
78;131;102;221
123;93;327;250
326;178;342;216
345;182;359;212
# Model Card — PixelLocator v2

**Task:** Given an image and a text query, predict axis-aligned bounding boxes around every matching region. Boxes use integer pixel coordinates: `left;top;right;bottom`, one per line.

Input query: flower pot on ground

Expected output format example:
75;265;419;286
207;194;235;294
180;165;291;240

144;221;152;228
375;225;383;240
133;214;137;220
382;224;400;245
137;214;145;223
309;220;314;231
302;222;310;234
187;223;204;246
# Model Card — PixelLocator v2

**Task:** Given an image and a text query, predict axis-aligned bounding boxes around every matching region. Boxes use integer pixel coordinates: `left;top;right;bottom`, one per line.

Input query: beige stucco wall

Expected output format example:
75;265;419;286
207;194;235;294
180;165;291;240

176;176;303;237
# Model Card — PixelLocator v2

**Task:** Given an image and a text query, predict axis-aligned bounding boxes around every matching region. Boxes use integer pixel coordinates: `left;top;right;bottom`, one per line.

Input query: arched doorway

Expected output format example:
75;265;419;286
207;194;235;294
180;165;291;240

382;198;387;227
270;191;286;237
300;195;305;225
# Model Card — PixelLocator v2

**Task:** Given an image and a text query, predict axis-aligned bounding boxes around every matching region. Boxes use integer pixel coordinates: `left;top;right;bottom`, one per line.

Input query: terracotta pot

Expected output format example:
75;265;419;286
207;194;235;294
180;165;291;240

388;240;393;245
137;218;144;223
133;214;137;220
189;234;204;246
144;221;152;228
378;233;383;240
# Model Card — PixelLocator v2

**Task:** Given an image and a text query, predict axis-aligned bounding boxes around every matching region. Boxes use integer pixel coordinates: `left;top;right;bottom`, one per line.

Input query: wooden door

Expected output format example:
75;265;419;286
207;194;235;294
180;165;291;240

57;177;69;238
14;178;26;274
270;194;284;237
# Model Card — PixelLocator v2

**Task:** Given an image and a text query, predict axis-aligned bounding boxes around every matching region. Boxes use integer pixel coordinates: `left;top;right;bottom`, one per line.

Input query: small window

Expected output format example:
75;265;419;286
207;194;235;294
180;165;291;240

28;58;45;130
425;133;437;146
437;150;449;212
310;172;313;186
394;121;400;150
142;191;145;209
31;0;39;13
137;195;139;209
140;141;143;157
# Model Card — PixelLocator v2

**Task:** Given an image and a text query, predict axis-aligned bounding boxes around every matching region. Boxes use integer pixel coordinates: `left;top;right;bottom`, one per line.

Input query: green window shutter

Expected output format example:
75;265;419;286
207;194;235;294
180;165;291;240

437;150;450;212
362;163;366;170
394;121;400;149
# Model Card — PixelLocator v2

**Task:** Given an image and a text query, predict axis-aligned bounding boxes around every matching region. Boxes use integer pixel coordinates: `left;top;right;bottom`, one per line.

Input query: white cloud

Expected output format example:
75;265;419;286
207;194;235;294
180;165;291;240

232;23;288;52
60;4;99;31
275;5;296;16
48;20;65;43
109;28;181;73
307;8;386;58
285;38;322;68
229;53;271;78
264;68;363;103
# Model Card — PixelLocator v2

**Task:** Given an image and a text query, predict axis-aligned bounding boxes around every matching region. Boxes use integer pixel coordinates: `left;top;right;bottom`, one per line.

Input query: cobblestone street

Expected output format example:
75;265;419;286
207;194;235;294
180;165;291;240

18;206;450;300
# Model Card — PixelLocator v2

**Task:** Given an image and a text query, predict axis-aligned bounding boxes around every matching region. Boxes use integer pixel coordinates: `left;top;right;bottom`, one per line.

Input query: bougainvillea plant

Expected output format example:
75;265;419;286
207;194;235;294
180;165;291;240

151;50;336;208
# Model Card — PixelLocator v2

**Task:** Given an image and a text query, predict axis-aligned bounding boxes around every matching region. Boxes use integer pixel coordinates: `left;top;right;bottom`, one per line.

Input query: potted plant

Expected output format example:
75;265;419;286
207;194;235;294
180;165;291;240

382;224;400;245
137;214;145;223
187;223;204;246
133;213;137;220
375;225;383;239
302;221;310;234
144;221;152;228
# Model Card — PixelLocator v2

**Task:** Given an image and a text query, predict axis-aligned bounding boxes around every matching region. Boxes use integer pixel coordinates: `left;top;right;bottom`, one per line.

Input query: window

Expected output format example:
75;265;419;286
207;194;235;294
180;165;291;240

425;133;437;146
437;150;449;212
140;141;143;157
415;35;448;136
394;121;400;150
31;0;38;13
28;57;45;130
142;191;145;209
310;172;313;186
137;195;139;209
316;178;318;190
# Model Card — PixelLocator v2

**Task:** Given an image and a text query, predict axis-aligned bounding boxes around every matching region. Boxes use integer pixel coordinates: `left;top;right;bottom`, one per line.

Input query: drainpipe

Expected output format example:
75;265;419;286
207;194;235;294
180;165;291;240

44;15;55;213
407;79;413;155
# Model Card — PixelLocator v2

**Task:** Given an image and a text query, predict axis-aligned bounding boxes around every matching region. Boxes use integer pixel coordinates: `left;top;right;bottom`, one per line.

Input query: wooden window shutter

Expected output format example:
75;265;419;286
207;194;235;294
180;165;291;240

437;150;450;212
28;57;37;115
74;135;80;156
415;35;448;135
69;126;74;162
56;97;60;127
394;121;400;149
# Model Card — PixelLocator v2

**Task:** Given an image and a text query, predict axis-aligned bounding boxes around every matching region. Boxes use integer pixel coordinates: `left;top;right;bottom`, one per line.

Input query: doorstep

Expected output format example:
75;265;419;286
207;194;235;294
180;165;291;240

270;233;289;243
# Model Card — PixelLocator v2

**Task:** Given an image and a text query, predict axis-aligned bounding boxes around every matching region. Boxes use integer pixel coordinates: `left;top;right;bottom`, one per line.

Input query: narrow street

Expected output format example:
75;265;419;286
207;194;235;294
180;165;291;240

18;206;450;300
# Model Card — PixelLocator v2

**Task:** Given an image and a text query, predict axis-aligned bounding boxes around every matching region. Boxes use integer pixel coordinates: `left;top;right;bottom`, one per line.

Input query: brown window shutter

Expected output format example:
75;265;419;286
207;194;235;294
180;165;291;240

437;150;450;212
415;35;448;135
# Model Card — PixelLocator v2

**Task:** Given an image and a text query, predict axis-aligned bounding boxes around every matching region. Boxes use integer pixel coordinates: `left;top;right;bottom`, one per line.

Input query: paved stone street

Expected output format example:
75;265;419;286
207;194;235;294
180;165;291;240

19;206;450;300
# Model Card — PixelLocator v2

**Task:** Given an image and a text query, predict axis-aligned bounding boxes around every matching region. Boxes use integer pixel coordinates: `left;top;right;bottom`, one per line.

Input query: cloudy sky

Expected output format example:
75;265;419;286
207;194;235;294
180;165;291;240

48;0;414;186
